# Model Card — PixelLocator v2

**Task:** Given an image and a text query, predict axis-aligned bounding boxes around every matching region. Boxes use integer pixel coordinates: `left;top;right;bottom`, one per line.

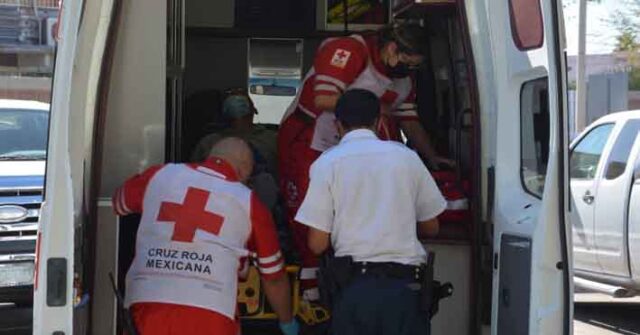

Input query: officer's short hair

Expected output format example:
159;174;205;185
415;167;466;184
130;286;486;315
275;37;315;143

335;89;380;129
379;22;428;56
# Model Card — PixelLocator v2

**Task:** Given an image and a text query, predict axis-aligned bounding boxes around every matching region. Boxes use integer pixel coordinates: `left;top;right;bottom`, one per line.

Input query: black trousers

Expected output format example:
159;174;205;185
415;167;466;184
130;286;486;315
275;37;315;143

330;274;429;335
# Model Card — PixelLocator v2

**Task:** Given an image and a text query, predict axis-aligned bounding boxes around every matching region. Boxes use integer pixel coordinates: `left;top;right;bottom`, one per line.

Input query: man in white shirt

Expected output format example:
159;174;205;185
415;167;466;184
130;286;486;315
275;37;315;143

295;89;446;335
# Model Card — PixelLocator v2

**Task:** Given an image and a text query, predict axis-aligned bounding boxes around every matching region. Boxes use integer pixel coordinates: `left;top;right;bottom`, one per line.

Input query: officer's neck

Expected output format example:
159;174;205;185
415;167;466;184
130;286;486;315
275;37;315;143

341;126;375;138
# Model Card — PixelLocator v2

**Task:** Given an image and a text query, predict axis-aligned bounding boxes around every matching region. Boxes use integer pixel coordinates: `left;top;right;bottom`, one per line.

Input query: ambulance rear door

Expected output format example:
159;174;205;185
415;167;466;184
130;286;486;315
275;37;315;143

481;0;571;334
33;0;117;333
33;0;83;331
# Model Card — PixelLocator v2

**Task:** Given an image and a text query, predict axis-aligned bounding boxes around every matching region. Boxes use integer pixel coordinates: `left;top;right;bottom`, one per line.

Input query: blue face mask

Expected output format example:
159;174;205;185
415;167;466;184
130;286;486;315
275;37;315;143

386;49;422;78
387;61;413;78
223;95;253;118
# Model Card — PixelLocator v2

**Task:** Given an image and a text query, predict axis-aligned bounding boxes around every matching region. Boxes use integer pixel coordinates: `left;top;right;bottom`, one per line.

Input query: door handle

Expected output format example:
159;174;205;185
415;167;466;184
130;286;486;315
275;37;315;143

501;288;510;307
582;191;595;204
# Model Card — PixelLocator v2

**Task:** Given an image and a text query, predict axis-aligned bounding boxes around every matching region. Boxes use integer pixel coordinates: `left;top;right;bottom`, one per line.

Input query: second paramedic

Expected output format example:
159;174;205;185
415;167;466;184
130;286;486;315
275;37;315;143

278;22;449;300
113;138;298;335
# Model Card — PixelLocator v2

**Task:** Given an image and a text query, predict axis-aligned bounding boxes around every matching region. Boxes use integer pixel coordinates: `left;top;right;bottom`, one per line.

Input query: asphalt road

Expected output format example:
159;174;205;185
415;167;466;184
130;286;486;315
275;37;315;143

574;294;640;335
1;294;638;335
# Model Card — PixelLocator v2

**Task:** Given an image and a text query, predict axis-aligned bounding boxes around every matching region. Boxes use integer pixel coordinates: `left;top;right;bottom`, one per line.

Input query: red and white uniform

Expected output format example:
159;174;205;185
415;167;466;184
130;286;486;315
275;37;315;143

113;158;285;335
278;33;419;298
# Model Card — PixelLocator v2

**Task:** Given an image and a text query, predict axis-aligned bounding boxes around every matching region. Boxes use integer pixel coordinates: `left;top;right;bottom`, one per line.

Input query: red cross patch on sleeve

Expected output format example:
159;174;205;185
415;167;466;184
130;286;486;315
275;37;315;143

330;48;352;69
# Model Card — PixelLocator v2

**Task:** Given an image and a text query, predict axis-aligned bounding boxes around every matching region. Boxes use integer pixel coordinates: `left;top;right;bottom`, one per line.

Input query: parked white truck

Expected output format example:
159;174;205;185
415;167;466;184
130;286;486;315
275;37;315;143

571;110;640;297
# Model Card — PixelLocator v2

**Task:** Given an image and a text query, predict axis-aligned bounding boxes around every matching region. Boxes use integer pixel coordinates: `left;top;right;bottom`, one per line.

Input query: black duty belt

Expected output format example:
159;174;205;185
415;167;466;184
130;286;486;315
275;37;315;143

351;261;424;281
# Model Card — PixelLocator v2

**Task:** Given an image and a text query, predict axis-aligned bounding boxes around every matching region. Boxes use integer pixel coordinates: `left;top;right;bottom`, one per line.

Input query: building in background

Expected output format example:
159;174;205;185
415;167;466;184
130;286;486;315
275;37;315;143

0;0;59;103
566;54;631;138
563;0;639;138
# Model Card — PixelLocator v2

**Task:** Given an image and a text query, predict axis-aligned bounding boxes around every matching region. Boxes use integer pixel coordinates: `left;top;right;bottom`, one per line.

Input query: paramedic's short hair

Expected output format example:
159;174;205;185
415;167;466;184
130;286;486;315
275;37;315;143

208;137;253;166
379;22;428;56
334;89;380;129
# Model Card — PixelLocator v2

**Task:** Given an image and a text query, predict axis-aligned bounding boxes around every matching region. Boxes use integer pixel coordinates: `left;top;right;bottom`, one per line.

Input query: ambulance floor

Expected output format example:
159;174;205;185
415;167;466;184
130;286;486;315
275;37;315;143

242;320;329;335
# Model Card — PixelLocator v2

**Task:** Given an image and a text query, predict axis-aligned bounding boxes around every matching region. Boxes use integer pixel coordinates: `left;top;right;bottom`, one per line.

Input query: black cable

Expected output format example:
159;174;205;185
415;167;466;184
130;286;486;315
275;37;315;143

343;0;349;34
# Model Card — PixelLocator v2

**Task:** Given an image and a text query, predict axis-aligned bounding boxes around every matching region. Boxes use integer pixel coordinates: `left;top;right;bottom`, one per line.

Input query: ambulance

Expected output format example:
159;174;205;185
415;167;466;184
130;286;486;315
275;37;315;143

33;0;573;334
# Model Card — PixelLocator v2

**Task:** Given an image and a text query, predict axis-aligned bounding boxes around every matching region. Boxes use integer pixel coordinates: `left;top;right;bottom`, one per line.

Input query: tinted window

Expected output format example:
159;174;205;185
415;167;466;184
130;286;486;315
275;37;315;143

521;77;549;198
570;124;615;180
0;108;49;160
509;0;544;50
604;119;640;180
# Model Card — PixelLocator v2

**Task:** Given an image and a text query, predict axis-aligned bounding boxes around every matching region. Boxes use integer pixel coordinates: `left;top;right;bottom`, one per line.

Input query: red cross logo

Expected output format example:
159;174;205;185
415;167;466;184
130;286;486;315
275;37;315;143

330;49;351;68
157;187;224;243
336;50;348;60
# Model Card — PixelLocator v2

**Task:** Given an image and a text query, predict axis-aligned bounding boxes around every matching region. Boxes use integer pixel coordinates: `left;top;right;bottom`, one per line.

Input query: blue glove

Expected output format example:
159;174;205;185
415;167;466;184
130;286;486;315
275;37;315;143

279;319;300;335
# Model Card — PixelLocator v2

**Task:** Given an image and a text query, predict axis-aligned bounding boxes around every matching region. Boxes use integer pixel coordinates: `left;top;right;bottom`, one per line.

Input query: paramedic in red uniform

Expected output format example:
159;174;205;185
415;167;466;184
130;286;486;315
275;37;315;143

112;137;299;335
278;22;451;300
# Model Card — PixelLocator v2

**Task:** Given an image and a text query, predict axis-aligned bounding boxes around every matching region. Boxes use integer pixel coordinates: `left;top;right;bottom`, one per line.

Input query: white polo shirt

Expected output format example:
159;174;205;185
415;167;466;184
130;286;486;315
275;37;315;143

295;129;446;265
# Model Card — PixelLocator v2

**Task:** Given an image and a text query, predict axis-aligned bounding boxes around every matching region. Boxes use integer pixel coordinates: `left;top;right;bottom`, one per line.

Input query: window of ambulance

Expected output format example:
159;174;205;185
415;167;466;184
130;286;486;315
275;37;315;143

520;77;550;198
0;0;58;323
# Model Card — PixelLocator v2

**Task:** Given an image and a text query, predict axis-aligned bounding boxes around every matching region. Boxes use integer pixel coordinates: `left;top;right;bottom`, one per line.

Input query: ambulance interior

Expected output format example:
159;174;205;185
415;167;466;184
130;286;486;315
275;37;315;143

87;1;493;334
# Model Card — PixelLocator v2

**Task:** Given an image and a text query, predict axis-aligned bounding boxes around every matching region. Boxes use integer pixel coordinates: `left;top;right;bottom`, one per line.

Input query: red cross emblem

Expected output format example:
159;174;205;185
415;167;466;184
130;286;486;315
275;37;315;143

336;50;348;59
157;187;224;242
330;48;351;68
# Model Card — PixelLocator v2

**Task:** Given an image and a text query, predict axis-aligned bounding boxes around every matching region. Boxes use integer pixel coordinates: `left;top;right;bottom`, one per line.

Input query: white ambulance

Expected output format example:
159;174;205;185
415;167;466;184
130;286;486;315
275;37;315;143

34;0;573;334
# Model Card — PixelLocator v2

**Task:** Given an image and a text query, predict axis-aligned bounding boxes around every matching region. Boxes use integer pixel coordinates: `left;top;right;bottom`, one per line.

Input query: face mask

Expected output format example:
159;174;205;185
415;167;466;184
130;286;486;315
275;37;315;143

386;61;413;78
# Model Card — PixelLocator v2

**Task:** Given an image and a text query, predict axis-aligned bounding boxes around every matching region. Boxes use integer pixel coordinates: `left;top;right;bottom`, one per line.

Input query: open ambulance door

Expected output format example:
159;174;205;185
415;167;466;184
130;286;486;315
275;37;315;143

33;0;84;332
34;0;118;332
484;0;571;334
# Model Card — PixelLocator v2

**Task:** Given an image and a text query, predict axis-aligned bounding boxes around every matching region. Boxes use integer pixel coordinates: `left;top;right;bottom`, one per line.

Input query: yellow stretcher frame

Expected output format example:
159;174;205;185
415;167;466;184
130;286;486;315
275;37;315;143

237;265;330;325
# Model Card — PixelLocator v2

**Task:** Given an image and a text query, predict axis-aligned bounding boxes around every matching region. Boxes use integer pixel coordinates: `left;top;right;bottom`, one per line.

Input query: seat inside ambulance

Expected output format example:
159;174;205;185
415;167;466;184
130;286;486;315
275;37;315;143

116;1;491;333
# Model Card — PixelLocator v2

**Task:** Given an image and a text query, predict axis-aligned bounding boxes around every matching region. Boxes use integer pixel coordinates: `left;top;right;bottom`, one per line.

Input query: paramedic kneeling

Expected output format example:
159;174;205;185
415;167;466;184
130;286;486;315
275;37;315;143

112;137;298;335
295;90;447;335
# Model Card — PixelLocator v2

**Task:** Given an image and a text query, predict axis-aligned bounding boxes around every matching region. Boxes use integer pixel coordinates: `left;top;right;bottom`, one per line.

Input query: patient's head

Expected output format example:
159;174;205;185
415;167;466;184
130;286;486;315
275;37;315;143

222;92;257;129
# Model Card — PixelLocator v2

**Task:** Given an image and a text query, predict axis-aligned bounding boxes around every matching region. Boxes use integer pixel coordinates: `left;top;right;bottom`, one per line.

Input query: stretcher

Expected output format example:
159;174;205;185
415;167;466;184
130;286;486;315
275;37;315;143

238;265;330;325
